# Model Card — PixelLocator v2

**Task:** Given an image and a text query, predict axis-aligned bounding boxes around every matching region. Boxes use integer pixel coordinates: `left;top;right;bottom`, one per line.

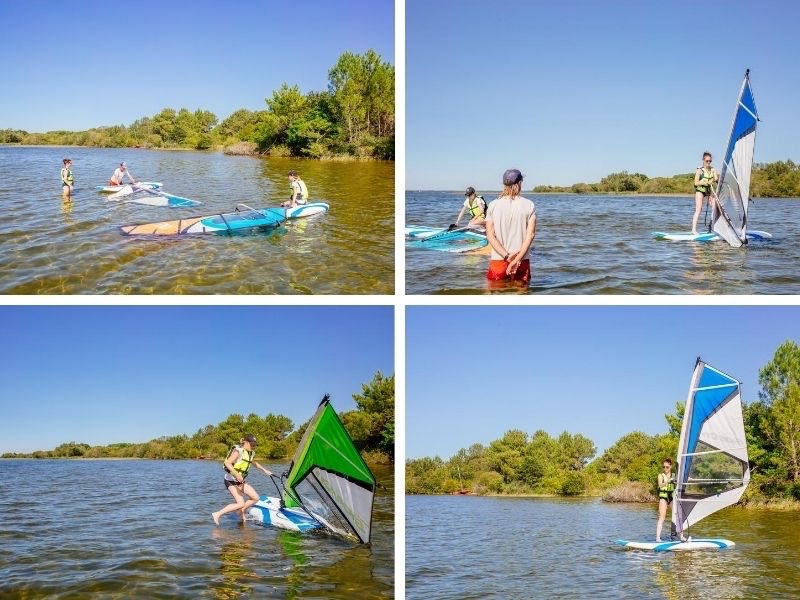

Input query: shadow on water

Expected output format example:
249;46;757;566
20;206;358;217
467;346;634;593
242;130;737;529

406;191;800;294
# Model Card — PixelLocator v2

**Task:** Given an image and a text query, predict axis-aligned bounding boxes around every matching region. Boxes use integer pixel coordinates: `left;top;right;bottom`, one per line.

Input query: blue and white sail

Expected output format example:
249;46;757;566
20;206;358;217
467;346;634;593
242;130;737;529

712;70;759;248
672;358;750;535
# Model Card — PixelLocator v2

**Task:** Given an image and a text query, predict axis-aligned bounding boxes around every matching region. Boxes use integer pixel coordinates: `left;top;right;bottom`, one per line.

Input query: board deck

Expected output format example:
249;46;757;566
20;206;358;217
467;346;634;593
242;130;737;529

652;230;772;242
120;202;328;236
246;496;322;533
405;225;488;253
97;182;162;194
615;538;735;551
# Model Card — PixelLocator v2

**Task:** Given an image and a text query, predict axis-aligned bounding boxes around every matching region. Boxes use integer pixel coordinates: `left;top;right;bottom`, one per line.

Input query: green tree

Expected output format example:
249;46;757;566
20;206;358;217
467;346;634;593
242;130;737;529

756;341;800;484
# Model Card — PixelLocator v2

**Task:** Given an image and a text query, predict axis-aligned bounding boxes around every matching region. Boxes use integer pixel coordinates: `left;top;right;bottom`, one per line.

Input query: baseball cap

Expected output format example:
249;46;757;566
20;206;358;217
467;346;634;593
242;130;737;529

465;186;476;196
243;434;257;445
502;169;523;185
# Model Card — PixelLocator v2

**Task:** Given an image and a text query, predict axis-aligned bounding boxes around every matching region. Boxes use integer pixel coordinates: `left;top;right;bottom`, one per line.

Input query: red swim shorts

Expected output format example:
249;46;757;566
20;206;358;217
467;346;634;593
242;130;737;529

486;259;531;282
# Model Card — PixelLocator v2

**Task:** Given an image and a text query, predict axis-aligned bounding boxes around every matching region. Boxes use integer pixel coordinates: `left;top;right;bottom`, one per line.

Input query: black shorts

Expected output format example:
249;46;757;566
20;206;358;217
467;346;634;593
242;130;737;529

224;478;245;489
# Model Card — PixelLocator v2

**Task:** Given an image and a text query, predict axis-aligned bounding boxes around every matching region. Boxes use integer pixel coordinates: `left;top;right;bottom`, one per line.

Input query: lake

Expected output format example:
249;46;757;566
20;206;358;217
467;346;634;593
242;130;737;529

0;459;393;598
405;191;800;294
405;495;799;599
0;146;394;294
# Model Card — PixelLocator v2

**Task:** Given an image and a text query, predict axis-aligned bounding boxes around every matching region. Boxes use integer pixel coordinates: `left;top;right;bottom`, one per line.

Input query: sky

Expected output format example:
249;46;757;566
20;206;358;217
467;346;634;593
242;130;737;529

406;0;800;189
406;305;799;460
0;306;393;453
0;0;394;131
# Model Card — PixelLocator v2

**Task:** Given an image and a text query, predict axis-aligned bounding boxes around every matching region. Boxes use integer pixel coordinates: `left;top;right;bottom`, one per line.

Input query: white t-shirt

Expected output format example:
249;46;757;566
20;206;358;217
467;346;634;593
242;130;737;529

462;196;487;215
485;195;536;260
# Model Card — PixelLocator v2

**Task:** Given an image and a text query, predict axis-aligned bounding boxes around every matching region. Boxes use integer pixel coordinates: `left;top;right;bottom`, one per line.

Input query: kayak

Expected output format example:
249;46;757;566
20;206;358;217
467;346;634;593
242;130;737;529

652;230;772;242
120;202;329;236
405;225;488;253
96;182;162;193
247;496;323;533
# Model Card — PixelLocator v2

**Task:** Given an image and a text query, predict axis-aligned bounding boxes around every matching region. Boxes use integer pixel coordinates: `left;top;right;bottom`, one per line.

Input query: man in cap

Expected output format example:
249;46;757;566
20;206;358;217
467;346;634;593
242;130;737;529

453;186;488;229
108;162;137;186
212;433;275;525
485;168;537;285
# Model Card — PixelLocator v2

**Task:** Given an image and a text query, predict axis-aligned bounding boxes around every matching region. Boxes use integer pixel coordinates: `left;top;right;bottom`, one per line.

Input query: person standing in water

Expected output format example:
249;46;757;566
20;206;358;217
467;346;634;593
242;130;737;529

212;434;274;525
109;162;136;186
454;186;487;229
691;152;718;235
485;169;537;285
61;158;74;197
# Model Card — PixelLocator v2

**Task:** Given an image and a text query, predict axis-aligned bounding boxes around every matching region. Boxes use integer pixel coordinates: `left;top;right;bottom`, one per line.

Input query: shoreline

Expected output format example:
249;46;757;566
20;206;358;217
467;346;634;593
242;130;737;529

0;143;394;162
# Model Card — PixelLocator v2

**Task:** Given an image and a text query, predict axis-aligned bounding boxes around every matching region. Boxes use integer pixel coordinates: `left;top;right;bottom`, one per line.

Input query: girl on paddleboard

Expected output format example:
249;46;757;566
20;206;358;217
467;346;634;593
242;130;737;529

691;152;719;235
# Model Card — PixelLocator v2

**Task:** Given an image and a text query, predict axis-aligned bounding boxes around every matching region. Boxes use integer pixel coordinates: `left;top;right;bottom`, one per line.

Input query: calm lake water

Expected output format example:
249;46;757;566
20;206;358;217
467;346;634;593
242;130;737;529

405;191;800;294
406;495;799;599
0;459;393;598
0;146;394;294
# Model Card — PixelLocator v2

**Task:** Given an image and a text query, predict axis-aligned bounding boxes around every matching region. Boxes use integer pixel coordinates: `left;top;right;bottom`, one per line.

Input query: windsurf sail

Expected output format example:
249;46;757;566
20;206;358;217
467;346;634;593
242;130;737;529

672;358;750;536
282;395;376;544
712;69;759;248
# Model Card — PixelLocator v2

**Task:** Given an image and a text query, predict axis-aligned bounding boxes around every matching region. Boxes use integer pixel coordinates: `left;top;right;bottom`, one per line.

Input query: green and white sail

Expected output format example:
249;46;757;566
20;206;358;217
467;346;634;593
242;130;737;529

283;395;376;543
672;358;750;535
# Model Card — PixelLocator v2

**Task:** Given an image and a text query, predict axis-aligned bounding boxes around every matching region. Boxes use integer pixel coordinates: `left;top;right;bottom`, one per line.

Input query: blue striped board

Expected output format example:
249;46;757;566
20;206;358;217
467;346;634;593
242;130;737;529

247;496;322;533
615;539;736;551
120;202;328;236
652;230;772;242
405;225;488;253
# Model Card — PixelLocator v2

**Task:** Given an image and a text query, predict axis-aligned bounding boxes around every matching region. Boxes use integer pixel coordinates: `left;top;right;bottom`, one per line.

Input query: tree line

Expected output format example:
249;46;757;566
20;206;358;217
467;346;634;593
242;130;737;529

0;50;394;160
532;161;800;198
2;372;394;465
407;341;800;504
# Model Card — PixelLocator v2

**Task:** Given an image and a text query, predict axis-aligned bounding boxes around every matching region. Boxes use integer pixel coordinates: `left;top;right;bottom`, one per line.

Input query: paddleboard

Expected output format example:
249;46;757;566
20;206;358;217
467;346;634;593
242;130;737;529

120;202;328;236
652;230;772;242
615;539;735;551
405;225;488;253
97;182;162;193
247;495;322;533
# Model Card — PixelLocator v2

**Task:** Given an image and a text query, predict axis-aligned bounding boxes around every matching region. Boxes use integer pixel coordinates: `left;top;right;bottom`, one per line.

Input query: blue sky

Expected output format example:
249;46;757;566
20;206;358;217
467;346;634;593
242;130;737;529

407;306;799;459
0;306;393;453
406;0;800;189
0;0;394;131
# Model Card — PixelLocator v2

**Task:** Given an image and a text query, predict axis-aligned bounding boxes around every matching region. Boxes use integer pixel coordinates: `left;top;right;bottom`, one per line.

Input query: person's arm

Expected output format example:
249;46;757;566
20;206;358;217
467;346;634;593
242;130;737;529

486;219;509;260
253;461;274;477
224;449;243;482
127;171;136;184
693;168;703;187
507;212;537;273
455;206;467;226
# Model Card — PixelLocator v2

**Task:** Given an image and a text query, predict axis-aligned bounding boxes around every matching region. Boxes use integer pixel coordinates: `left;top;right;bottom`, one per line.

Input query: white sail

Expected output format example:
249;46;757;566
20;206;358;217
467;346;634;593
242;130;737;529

712;70;759;247
672;358;750;534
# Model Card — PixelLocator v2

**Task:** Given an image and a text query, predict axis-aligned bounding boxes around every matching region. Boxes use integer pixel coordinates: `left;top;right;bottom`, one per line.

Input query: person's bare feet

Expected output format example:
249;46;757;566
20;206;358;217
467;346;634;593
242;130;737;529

212;512;221;525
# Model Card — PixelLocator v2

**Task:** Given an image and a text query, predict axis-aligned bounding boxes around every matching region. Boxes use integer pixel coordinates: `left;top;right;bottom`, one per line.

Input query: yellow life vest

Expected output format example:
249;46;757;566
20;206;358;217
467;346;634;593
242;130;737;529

224;445;254;479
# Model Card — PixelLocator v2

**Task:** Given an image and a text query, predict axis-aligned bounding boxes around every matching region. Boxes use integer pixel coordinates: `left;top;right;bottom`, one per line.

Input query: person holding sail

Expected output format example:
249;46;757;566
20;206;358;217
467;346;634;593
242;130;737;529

691;152;718;235
212;434;274;525
655;458;686;542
